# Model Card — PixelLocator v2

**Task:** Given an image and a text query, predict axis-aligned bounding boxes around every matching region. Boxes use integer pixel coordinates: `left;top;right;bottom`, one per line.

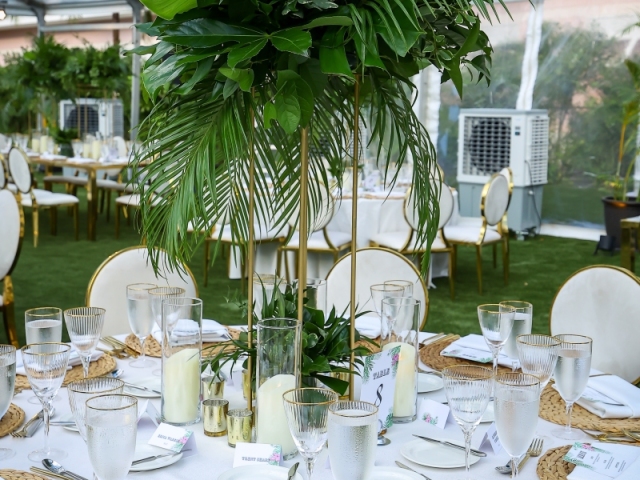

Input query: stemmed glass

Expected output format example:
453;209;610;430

283;388;339;480
127;283;157;368
494;373;541;478
552;334;592;440
516;334;560;390
0;345;16;460
64;307;105;378
500;301;532;370
383;280;414;297
21;343;71;461
442;365;493;480
149;287;185;376
327;401;378;480
86;394;138;480
478;304;516;376
370;284;404;340
67;377;125;441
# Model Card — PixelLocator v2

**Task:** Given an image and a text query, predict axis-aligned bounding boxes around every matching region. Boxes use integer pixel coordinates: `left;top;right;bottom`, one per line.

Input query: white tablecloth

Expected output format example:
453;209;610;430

2;331;595;479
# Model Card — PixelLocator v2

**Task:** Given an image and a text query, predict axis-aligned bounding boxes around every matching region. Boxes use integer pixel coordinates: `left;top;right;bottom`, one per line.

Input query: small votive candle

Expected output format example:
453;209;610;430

202;372;225;401
203;399;228;437
227;408;252;447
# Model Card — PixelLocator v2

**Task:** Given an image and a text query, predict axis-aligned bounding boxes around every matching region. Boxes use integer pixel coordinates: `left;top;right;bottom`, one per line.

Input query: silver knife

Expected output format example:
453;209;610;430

131;449;190;466
413;434;487;457
395;461;432;480
287;462;299;480
124;382;161;395
26;417;44;438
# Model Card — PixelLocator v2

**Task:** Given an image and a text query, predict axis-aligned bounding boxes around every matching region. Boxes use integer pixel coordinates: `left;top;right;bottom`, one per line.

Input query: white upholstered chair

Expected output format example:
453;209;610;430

326;247;429;329
8;148;79;247
444;173;510;294
279;185;351;282
370;182;456;299
550;265;640;384
86;246;198;336
0;189;24;347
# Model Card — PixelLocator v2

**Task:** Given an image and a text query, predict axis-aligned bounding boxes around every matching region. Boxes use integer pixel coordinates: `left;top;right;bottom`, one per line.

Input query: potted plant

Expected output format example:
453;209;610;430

132;0;506;273
601;59;640;247
201;282;376;396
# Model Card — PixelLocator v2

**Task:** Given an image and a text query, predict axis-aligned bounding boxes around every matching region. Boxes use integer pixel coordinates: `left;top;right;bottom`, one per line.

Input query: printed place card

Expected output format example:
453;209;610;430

148;423;195;454
563;442;640;478
480;422;502;454
360;346;401;431
417;399;450;429
233;443;282;468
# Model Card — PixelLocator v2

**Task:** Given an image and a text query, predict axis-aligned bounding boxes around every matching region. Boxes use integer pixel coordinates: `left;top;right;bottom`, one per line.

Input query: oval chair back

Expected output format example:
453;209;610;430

8;148;33;194
287;183;335;233
0;189;23;281
326;247;428;330
0;156;7;189
550;265;640;383
480;173;510;227
404;182;454;233
86;246;198;337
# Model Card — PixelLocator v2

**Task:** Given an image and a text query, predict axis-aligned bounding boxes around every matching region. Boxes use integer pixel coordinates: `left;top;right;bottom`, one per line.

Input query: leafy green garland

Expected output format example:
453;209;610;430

133;0;507;273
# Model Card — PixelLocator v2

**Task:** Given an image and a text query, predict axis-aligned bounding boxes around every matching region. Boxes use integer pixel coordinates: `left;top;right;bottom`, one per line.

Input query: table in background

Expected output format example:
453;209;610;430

2;331;592;479
620;215;640;273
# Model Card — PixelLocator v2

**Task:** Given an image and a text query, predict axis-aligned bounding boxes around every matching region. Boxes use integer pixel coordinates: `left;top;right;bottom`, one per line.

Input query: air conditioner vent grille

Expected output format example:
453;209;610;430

463;116;511;177
528;116;549;185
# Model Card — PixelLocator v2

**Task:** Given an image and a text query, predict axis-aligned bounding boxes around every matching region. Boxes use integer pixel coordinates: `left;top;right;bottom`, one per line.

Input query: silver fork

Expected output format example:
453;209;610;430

496;437;544;474
11;409;43;438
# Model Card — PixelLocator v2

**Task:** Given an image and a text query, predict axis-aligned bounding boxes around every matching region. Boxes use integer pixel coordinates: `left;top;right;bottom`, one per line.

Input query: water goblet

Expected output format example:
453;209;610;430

383;280;414;297
283;388;338;479
328;401;378;480
552;334;592;440
442;365;493;480
64;307;105;378
516;334;560;390
86;394;138;480
127;283;157;368
494;373;541;478
25;307;63;344
67;377;125;441
22;343;71;461
478;304;516;376
0;345;16;460
499;301;532;370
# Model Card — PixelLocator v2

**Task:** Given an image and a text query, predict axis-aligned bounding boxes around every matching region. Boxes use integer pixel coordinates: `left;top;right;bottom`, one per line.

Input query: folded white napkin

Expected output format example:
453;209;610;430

67;157;96;164
15;348;103;376
355;315;381;338
567;441;640;480
152;319;230;344
441;334;519;368
575;374;640;419
40;153;67;160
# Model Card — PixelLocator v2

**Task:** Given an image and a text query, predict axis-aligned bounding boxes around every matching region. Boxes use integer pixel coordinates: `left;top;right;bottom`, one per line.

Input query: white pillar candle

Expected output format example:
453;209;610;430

257;374;297;455
162;347;200;424
382;342;417;418
31;138;40;152
83;142;91;159
39;135;48;154
91;140;102;160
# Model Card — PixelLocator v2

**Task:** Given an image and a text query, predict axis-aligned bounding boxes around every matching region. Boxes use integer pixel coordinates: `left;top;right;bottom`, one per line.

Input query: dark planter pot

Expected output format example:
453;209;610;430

602;196;640;248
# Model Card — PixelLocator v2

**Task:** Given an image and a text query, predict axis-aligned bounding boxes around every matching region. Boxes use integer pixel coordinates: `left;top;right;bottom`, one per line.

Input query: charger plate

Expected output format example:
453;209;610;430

0;404;25;437
536;445;574;480
14;355;116;391
125;327;244;358
0;471;48;480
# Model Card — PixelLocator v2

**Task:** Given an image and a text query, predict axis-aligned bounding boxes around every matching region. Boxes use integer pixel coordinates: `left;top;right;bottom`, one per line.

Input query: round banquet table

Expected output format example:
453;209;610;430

228;191;461;284
0;331;604;480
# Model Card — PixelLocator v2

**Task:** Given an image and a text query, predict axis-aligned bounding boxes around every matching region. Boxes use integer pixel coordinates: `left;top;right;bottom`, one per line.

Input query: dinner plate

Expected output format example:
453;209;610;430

480;401;495;423
217;465;304;480
400;439;481;469
369;467;424;479
418;373;443;393
124;376;161;398
129;444;183;472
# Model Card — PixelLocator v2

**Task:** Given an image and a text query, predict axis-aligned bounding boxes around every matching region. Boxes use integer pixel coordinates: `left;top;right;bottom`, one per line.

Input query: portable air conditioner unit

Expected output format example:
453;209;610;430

59;99;124;138
457;108;549;236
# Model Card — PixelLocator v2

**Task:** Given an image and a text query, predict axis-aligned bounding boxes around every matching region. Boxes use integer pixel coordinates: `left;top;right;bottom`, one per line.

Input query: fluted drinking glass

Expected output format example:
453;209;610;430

283;388;338;479
383;280;414;297
0;345;16;460
516;334;560;390
68;377;125;441
22;343;71;461
64;307;105;378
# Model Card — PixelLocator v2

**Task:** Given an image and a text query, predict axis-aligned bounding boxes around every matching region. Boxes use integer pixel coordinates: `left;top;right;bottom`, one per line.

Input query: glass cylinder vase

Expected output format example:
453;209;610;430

381;297;420;423
256;317;301;460
161;297;202;426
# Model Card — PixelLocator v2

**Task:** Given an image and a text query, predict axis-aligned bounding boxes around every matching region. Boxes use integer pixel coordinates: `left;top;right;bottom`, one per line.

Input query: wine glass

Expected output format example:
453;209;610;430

442;365;493;480
0;345;16;460
370;284;404;339
516;334;560;390
149;286;185;376
64;307;105;378
21;343;71;461
127;283;157;368
477;304;516;376
552;334;592;440
494;373;541;478
328;401;378;480
67;377;125;441
500;301;532;370
86;394;138;480
283;388;339;479
383;280;414;297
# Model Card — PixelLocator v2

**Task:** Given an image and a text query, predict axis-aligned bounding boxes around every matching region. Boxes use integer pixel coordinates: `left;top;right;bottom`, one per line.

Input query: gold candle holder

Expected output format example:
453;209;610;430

203;399;229;437
202;373;225;401
227;408;253;447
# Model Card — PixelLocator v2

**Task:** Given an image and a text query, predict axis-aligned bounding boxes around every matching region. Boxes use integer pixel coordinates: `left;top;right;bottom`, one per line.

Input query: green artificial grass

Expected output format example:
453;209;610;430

2;177;621;346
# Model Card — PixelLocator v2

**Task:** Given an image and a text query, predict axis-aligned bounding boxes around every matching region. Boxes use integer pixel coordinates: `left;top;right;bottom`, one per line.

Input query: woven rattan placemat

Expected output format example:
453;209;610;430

536;445;574;480
418;335;512;373
0;470;48;480
539;384;640;434
0;404;25;437
14;355;117;392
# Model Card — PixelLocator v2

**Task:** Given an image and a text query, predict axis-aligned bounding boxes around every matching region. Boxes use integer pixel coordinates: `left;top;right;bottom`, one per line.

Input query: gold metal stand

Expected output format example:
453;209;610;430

246;100;256;411
349;76;361;400
297;127;310;386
